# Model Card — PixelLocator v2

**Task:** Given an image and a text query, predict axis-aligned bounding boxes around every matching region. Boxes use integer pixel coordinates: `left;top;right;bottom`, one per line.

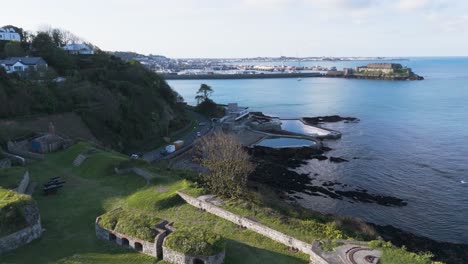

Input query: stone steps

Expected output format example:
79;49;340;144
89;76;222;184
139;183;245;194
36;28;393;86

73;154;87;167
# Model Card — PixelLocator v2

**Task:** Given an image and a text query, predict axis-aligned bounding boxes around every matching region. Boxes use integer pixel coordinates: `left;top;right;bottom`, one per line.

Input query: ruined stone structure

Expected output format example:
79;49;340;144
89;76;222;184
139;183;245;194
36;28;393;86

96;212;225;264
162;245;225;264
0;204;42;255
95;216;174;258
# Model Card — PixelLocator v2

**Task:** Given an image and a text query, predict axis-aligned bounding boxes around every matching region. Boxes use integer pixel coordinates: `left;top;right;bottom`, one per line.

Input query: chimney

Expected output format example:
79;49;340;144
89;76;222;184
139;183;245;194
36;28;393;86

48;122;56;135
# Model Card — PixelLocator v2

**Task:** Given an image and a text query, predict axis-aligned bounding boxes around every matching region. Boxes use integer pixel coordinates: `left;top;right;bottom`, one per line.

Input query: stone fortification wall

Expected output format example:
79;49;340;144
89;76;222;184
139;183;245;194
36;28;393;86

177;191;329;264
0;205;42;255
162;246;225;264
15;171;30;194
95;216;158;257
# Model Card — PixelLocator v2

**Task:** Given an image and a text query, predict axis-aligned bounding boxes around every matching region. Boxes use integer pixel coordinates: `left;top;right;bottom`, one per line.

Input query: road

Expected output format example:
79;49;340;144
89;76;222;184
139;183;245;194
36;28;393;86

143;111;211;162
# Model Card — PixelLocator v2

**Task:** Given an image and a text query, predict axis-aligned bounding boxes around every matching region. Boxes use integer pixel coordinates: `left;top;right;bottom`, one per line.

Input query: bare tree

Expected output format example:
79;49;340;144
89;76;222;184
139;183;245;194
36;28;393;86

195;132;255;198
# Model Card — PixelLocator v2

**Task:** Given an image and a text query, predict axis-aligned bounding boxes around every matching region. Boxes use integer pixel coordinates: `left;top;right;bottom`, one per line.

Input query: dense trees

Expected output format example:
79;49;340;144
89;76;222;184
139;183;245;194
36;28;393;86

0;27;187;152
195;132;255;198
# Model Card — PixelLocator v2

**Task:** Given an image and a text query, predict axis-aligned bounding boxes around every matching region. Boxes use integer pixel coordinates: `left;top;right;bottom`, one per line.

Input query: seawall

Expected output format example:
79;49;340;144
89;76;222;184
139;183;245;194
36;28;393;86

162;72;322;80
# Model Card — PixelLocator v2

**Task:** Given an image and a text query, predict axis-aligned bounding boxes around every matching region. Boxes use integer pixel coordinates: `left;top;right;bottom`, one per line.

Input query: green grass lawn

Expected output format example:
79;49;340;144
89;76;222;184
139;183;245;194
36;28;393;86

0;141;437;264
0;167;26;189
0;142;308;264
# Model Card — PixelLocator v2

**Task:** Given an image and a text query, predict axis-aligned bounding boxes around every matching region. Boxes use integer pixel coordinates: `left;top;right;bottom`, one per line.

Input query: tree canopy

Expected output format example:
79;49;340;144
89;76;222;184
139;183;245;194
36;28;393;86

0;26;188;152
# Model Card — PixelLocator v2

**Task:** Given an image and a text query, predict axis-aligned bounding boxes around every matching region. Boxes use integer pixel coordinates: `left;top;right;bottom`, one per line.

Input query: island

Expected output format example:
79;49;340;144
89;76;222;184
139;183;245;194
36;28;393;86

327;63;424;80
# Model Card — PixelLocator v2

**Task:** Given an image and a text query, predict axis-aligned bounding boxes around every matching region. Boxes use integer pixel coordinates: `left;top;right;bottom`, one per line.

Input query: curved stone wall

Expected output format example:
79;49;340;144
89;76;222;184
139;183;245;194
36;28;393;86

0;217;42;254
162;246;225;264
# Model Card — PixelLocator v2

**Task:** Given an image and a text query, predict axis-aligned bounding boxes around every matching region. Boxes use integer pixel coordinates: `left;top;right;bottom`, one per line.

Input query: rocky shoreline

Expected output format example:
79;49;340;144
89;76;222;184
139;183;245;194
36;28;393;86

247;146;407;207
247;145;468;263
244;113;466;263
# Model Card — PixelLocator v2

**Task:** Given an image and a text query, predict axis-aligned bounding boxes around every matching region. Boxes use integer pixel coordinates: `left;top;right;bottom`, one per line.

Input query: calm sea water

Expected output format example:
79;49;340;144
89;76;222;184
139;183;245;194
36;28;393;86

169;57;468;244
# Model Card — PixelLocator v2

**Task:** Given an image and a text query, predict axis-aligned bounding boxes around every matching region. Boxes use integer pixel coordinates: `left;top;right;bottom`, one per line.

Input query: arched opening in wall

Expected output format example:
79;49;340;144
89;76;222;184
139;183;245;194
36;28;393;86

109;233;116;241
134;242;143;252
121;238;129;247
193;258;205;264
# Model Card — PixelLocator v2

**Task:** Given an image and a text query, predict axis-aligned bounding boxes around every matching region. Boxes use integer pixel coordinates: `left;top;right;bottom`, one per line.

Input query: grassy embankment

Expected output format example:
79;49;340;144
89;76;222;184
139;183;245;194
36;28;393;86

0;187;36;237
0;141;436;264
0;142;309;264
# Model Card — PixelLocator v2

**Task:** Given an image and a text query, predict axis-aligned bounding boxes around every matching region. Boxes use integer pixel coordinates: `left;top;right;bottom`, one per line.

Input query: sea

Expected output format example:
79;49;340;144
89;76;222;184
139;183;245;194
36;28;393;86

168;57;468;244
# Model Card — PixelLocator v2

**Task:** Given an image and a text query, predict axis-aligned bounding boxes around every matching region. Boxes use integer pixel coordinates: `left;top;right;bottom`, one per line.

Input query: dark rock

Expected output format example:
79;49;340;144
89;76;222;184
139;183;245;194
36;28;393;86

303;115;360;125
329;157;349;163
249;145;407;207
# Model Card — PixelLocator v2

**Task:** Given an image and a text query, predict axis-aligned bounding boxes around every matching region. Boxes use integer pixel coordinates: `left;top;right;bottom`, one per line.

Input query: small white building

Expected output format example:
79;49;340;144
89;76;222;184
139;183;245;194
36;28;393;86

62;43;94;55
0;57;48;74
0;28;21;42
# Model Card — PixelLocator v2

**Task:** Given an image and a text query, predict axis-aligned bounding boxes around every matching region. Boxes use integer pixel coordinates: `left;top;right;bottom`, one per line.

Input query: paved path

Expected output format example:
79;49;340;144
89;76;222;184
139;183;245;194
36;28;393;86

143;111;211;162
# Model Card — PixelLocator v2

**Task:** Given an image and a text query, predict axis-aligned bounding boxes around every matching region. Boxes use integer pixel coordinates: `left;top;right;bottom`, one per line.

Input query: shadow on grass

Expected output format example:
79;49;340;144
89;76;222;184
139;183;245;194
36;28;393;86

225;239;307;264
153;194;184;210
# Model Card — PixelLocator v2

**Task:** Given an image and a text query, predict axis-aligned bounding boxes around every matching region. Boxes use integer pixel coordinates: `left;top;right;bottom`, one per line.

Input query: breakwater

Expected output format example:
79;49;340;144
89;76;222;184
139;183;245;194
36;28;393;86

162;72;322;80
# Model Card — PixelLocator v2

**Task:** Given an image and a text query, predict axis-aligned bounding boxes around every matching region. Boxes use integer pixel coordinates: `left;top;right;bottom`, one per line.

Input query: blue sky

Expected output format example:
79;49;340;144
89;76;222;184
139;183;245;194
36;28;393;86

2;0;467;57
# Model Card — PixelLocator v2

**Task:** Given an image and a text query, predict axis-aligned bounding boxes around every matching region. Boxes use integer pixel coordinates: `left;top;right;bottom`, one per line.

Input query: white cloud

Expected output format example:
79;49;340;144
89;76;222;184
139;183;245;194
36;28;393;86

396;0;431;11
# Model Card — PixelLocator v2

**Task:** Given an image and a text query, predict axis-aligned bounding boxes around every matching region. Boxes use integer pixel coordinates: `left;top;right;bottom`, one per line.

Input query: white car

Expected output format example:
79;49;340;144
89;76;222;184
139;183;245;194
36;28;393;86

197;132;201;137
130;154;139;159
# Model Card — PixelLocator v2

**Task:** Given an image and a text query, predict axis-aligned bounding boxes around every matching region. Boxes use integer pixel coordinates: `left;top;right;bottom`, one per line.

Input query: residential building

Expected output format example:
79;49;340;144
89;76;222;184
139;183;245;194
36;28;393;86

62;43;94;55
0;27;21;42
0;57;48;74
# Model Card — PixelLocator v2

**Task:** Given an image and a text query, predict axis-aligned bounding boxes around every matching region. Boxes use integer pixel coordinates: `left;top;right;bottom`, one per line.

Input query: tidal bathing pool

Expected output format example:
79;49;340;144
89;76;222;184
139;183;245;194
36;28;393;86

281;119;332;137
255;137;317;148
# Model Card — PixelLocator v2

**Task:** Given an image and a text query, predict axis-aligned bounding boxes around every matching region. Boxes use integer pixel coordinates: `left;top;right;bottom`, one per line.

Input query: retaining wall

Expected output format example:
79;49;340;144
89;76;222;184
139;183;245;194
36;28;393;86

162;246;225;264
0;217;42;255
7;141;44;160
15;171;30;194
177;192;329;264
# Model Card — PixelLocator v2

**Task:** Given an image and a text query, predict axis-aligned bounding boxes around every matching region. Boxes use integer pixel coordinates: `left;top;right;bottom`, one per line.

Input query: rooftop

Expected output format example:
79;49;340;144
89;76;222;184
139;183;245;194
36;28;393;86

0;57;47;66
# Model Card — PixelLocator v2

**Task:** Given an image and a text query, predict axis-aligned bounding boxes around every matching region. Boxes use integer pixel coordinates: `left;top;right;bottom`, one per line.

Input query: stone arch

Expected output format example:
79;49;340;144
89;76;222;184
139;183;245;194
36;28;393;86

109;233;116;241
193;258;205;264
121;238;129;247
134;242;143;252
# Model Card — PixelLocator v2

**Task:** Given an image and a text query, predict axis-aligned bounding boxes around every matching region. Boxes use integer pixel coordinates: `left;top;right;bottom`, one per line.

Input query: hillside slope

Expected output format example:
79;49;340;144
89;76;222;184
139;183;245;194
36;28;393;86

0;27;188;152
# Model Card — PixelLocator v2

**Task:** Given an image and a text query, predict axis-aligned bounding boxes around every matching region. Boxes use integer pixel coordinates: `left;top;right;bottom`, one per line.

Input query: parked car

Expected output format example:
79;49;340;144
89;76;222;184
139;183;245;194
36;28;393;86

197;132;201;137
130;154;139;159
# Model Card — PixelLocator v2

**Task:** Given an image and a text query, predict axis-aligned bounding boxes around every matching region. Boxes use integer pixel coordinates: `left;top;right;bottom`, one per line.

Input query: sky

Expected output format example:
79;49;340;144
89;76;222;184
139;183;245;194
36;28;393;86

2;0;468;58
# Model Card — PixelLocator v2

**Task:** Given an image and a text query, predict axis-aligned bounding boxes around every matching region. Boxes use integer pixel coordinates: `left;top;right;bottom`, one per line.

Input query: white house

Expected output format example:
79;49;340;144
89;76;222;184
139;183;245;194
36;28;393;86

62;43;94;55
0;57;48;74
0;28;21;42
